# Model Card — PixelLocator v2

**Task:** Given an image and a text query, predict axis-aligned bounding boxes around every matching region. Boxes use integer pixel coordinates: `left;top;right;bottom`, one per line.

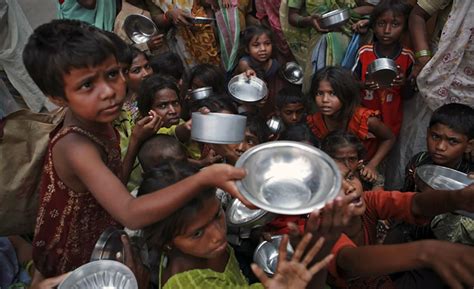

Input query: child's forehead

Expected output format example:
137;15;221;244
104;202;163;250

377;10;406;21
282;102;304;110
251;33;270;42
429;123;469;140
154;88;178;101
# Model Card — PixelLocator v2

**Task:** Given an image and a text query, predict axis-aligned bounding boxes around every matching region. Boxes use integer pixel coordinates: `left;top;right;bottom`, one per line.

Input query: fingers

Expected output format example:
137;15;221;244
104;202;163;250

251;263;270;284
278;234;290;264
305;209;321;233
309;253;334;275
198;106;211;114
301;236;325;266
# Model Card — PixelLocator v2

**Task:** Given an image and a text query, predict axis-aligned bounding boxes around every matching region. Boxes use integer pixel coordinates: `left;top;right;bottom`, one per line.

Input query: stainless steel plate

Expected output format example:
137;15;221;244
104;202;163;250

253;235;294;275
367;58;398;87
320;8;350;29
226;198;275;228
281;62;304;85
186;16;215;25
228;75;268;103
90;227;126;262
123;14;158;44
191;112;247;144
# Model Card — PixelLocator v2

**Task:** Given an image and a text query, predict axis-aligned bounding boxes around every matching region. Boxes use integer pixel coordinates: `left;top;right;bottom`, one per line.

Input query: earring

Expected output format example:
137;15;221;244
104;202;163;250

164;244;172;251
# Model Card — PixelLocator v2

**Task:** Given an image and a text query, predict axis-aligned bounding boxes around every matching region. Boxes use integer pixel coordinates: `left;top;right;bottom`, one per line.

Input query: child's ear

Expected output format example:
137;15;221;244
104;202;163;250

465;139;474;154
47;95;68;107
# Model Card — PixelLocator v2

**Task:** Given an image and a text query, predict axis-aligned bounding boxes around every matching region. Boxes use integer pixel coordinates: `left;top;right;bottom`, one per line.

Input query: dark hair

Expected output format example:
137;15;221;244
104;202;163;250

321;130;366;159
200;95;238;114
149;52;185;82
310;66;360;122
23;19;118;99
188;64;225;94
275;87;306;109
241;25;274;67
429;103;474;139
281;123;320;147
102;31;133;68
370;0;412;31
137;74;180;117
139;161;216;250
246;114;270;144
130;46;149;63
138;135;187;172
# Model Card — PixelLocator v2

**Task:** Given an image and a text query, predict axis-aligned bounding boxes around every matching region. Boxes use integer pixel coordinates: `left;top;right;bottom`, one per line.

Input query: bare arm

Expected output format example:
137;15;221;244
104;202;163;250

409;5;432;78
351;5;373;16
366;116;395;169
77;0;96;9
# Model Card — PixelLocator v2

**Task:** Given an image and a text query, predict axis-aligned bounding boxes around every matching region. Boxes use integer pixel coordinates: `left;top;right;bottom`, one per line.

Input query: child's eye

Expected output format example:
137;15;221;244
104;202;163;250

131;68;140;74
192;229;204;239
431;133;440;140
108;69;120;79
392;22;400;28
158;104;167;109
80;81;92;90
346;173;355;181
449;139;460;145
172;101;181;107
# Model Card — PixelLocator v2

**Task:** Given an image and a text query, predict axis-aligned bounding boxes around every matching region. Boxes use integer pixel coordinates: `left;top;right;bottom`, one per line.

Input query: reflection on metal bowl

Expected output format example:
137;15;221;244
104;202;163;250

123;14;158;44
319;8;350;29
253;235;294;275
367;58;398;87
228;74;268;103
226;198;275;228
191;112;247;144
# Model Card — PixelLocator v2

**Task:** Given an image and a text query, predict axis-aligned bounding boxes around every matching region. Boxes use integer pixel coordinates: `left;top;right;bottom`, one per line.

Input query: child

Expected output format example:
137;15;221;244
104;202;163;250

149;51;185;88
23;19;247;278
188;63;226;94
126;46;153;106
280;123;320;147
307;66;395;184
274;87;306;127
352;0;414;137
139;161;334;289
138;134;188;173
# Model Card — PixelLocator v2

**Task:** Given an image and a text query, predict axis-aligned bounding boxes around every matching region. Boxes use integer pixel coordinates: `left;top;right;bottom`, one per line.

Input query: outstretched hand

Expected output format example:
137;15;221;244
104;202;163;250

252;234;334;289
132;110;163;144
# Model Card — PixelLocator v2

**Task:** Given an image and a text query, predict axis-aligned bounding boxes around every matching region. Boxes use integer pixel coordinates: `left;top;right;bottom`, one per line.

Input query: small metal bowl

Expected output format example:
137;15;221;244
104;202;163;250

190;87;213;101
235;141;341;215
367;58;398;87
266;116;285;134
191;112;247;144
319;8;350;29
90;227;127;263
123;14;158;44
281;62;304;85
185;16;215;25
417;165;474;219
228;74;268;103
253;235;294;275
226;198;276;228
58;260;138;289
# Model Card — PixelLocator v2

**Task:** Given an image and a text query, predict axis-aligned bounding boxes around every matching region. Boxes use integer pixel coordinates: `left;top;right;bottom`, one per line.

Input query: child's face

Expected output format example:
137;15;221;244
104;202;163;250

212;128;259;165
333;145;360;171
151;88;182;127
426;123;471;168
127;53;152;92
59;56;126;124
315;80;342;117
172;196;228;259
191;77;206;91
337;161;366;217
374;10;405;47
247;33;272;63
278;103;305;126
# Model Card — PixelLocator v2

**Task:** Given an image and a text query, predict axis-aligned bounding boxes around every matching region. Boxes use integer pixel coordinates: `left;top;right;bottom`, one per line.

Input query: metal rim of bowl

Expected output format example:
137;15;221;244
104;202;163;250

416;164;472;188
253;235;294;275
235;141;342;215
226;198;273;227
321;8;348;18
191;86;213;100
191;112;247;144
228;75;268;103
90;227;126;262
123;14;158;44
282;62;303;85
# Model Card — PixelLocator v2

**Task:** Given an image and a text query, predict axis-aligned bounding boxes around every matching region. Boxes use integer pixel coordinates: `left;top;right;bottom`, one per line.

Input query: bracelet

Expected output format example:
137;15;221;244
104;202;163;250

415;49;432;58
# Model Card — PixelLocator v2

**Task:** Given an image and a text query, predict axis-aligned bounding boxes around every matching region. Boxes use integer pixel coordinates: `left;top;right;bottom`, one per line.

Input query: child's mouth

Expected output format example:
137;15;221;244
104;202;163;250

351;196;363;206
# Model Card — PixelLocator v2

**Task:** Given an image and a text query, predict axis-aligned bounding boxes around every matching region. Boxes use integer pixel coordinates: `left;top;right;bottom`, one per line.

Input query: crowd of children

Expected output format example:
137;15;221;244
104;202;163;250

1;0;473;288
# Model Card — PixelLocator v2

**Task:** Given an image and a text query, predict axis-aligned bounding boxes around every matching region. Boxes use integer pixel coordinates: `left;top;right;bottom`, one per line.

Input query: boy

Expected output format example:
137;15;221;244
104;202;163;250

274;87;306;127
138;134;187;173
22;19;247;278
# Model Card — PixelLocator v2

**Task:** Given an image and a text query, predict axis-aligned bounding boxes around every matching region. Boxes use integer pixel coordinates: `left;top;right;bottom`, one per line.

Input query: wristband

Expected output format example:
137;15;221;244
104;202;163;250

415;49;432;58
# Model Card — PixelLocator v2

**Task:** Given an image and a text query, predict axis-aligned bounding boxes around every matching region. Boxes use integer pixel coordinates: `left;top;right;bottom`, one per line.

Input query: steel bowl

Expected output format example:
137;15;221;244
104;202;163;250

185;15;215;25
123;14;158;44
235;141;341;215
253;235;294;275
191;87;213;101
367;58;398;87
281;62;304;85
266;116;285;134
226;198;276;228
416;165;474;218
58;260;138;289
191;112;247;144
228;74;268;103
90;227;127;263
319;8;350;29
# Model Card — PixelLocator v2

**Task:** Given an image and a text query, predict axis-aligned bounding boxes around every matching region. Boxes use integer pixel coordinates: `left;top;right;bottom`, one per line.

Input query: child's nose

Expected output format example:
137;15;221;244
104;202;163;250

342;180;356;195
436;140;447;151
384;24;391;34
209;220;225;243
100;82;115;99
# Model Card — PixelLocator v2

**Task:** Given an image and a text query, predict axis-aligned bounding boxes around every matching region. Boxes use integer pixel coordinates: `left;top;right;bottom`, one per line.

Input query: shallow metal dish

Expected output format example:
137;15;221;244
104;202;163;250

123;14;158;44
416;165;473;218
226;198;276;228
266;116;285;134
185;16;215;25
281;62;304;85
253;235;294;275
228;75;268;103
319;8;350;29
191;112;247;144
90;227;126;262
235;141;341;215
191;87;213;101
367;58;398;87
58;260;138;289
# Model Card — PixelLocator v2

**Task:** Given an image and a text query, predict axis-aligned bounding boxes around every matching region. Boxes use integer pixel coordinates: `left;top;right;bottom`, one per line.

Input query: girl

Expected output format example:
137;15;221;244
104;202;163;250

188;64;226;93
307;66;395;183
139;161;334;289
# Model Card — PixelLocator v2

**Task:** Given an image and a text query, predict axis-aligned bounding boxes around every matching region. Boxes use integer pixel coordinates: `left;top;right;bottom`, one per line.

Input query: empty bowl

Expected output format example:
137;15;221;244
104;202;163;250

58;260;138;289
123;14;158;44
90;227;127;262
319;8;350;29
367;58;398;87
282;62;304;85
266;116;285;134
190;87;213;101
235;141;341;215
226;198;275;228
185;15;215;25
191;112;247;144
253;235;294;275
228;74;268;103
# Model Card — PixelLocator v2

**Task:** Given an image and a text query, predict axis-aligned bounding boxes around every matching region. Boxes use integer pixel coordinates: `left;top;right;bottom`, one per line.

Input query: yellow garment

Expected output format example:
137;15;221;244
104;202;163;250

157;119;201;159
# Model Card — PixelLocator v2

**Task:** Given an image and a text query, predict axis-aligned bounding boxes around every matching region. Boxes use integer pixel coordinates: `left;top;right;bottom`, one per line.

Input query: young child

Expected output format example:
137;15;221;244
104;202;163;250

126;46;153;107
188;63;226;94
307;66;395;184
23;19;247;278
352;0;414;137
149;51;185;88
139;161;334;289
138;134;188;173
280;123;320;147
274;87;306;127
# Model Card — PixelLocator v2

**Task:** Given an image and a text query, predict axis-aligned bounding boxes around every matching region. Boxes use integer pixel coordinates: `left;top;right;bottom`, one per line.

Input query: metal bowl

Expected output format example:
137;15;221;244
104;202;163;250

228;74;268;103
185;15;215;25
191;112;247;144
226;198;276;228
253;235;294;275
416;165;474;218
319;8;350;29
281;62;304;85
367;58;398;87
266;116;285;134
58;260;138;289
235;141;341;215
123;14;158;44
191;87;213;101
90;227;127;262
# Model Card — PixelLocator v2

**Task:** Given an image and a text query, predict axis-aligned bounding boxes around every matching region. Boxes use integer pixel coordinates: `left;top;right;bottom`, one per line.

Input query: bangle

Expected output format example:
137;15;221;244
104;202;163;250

415;49;432;58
